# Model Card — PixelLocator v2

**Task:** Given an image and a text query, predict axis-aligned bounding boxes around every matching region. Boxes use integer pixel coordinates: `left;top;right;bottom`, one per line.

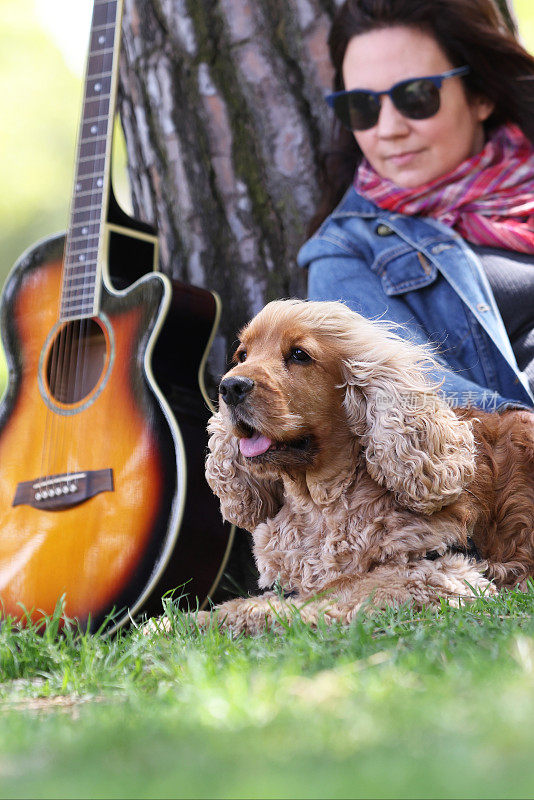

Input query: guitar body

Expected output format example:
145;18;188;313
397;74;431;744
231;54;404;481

0;233;233;631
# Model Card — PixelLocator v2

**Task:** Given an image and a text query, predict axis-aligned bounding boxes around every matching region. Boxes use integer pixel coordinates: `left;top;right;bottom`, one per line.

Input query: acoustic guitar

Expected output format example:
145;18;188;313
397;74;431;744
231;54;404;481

0;0;234;632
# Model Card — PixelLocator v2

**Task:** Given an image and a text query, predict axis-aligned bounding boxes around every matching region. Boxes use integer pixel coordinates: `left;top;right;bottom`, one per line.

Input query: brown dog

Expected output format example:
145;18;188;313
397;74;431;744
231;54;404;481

199;299;534;634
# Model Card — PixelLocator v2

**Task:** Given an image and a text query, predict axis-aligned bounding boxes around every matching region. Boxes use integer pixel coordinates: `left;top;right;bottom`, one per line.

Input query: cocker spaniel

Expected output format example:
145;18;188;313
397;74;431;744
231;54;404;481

202;299;534;635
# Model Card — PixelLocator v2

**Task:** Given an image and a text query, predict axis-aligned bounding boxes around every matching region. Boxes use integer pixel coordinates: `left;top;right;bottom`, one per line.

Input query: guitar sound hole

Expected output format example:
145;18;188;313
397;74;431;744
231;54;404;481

46;318;108;405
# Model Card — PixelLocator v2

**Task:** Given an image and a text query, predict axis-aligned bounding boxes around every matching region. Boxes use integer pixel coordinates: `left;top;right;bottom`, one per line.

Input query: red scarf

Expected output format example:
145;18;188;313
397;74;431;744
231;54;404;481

355;124;534;254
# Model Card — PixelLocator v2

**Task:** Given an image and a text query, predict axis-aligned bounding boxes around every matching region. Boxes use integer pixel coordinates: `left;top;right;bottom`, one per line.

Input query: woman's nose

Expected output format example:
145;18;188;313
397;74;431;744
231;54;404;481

375;95;411;137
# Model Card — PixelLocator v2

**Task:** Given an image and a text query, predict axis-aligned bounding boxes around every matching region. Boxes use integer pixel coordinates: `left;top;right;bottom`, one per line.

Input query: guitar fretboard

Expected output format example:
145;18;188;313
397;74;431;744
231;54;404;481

61;0;120;321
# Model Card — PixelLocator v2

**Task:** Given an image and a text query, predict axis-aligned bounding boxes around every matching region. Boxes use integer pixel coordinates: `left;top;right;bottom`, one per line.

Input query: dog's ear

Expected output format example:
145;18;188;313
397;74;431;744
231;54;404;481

342;353;475;514
205;412;283;531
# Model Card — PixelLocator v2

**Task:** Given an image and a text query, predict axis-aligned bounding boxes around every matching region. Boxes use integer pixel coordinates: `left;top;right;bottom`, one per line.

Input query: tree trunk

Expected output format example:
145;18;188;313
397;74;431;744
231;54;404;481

118;0;343;377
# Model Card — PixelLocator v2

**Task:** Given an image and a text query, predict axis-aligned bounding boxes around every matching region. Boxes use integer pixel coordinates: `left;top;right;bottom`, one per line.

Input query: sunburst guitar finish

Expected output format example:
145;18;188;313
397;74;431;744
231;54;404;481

0;234;232;632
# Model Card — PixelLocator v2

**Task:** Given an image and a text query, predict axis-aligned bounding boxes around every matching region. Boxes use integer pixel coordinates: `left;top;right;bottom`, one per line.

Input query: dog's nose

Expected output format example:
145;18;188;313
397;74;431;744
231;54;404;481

219;376;255;406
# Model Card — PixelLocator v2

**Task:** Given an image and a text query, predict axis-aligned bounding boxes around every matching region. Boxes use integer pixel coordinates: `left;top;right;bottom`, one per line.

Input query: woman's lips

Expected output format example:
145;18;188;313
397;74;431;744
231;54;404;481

386;149;425;166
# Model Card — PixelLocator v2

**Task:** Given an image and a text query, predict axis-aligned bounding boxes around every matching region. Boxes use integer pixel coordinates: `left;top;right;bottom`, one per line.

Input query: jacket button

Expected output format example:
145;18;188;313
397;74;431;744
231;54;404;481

376;224;394;236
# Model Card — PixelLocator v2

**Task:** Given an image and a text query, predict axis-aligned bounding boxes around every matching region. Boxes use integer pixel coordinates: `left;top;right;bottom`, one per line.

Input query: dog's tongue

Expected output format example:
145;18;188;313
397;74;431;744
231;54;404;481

239;432;273;458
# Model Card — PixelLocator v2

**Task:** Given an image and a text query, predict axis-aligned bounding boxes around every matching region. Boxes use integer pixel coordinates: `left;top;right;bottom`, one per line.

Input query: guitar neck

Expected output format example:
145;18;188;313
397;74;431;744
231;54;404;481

61;0;123;322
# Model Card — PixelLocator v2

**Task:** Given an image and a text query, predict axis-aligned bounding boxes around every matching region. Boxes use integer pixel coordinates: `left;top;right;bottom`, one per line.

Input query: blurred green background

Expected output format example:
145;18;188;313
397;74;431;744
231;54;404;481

0;0;533;365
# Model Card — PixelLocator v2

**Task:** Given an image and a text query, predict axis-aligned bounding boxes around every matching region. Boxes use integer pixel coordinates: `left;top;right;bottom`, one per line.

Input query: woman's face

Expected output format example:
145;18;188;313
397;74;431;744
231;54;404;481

342;26;494;187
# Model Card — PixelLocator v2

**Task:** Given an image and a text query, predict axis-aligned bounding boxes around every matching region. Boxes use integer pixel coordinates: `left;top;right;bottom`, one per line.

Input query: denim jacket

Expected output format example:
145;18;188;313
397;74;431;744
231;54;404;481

298;187;534;411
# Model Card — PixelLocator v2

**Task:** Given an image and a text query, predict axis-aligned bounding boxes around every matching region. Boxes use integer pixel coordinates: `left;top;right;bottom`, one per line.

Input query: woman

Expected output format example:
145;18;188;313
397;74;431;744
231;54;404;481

298;0;534;411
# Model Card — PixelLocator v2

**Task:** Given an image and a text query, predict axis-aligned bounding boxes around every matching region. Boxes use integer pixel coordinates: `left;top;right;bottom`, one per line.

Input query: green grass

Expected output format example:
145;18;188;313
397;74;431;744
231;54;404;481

1;589;534;799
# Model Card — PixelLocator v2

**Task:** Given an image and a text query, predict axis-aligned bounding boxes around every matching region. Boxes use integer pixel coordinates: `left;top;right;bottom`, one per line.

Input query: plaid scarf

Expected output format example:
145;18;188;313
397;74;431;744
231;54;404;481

355;124;534;254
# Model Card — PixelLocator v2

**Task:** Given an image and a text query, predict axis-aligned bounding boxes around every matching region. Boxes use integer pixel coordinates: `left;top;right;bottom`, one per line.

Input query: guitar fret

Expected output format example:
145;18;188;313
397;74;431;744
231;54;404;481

72;196;103;210
65;270;98;281
77;160;106;177
87;53;114;76
64;262;98;272
83;114;110;124
71;206;102;221
84;100;111;120
65;266;98;279
67;248;99;262
64;276;97;288
80;132;108;145
63;288;96;299
73;175;105;191
75;174;105;187
72;196;103;213
90;46;114;59
80;134;107;142
61;308;96;318
66;247;99;259
61;302;96;311
66;268;98;281
77;153;107;164
63;289;97;302
86;84;112;101
71;212;102;223
84;89;111;100
66;252;99;264
84;98;111;113
68;233;100;246
86;69;112;82
90;46;114;56
61;299;96;309
64;277;98;289
66;254;98;264
72;211;102;226
60;310;97;321
67;248;99;261
72;203;103;214
61;299;96;308
65;266;99;275
61;293;97;304
61;302;96;310
78;142;107;160
64;280;98;293
70;224;101;238
63;281;97;291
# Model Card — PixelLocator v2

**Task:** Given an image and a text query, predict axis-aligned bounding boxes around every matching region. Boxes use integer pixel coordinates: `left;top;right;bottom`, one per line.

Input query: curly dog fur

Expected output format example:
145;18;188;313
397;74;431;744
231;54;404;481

198;300;534;634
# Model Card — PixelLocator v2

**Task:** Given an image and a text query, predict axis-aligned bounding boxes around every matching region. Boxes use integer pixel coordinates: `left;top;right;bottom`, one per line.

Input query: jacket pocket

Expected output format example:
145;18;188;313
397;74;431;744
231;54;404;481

373;246;438;296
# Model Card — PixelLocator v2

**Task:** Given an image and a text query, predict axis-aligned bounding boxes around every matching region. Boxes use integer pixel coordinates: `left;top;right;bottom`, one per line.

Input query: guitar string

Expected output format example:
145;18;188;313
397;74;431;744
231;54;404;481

40;288;65;486
56;316;76;476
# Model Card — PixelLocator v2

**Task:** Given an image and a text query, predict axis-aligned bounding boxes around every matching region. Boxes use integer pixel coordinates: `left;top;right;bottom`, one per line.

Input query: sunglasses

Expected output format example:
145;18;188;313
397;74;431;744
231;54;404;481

325;66;470;131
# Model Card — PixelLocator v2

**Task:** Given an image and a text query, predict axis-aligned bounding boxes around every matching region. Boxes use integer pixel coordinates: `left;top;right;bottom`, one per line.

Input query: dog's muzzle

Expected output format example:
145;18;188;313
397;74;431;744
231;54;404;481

219;376;254;406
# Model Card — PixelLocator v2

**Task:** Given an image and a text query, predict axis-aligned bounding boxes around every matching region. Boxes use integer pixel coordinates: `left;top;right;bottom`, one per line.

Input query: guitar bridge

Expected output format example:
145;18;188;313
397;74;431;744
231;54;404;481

13;469;114;510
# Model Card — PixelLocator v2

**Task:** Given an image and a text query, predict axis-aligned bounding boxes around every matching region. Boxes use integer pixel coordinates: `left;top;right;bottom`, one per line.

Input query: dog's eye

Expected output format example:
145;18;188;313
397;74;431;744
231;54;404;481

237;349;247;363
289;347;312;364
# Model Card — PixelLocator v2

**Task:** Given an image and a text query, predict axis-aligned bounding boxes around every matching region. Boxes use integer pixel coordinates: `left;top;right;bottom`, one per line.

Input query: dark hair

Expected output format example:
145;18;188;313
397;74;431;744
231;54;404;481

309;0;534;233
